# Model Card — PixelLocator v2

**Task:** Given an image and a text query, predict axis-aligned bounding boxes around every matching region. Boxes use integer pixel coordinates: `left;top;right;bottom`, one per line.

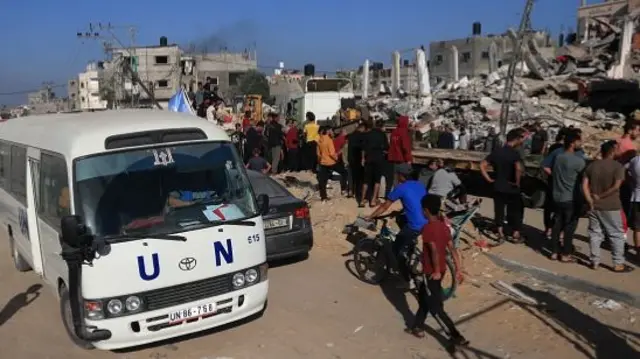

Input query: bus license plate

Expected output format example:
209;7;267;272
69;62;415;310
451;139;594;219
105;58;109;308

169;303;215;323
265;217;288;229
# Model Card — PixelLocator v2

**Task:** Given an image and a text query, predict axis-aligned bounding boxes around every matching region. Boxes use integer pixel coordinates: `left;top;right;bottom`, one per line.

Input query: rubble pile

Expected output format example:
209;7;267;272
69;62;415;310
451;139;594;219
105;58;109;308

357;12;640;154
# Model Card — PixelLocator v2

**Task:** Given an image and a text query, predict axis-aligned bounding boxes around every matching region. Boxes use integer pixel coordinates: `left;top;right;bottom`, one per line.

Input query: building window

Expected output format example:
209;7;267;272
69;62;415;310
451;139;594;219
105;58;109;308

39;153;70;228
155;56;169;64
9;145;26;205
461;52;472;63
80;82;85;89
157;80;169;88
434;55;444;65
482;51;490;59
70;81;75;86
81;96;86;102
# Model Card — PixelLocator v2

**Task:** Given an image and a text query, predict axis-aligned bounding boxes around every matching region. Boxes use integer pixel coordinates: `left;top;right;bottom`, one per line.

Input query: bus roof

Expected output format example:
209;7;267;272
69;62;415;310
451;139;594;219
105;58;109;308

0;110;230;159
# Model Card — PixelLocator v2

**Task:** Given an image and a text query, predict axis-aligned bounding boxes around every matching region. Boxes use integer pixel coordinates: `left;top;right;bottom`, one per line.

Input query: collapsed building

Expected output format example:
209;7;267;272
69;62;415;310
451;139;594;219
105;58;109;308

356;5;640;158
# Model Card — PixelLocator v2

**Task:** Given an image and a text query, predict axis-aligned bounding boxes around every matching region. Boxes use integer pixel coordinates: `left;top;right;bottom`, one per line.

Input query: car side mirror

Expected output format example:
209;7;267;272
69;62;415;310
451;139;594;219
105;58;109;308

256;194;270;216
60;215;88;248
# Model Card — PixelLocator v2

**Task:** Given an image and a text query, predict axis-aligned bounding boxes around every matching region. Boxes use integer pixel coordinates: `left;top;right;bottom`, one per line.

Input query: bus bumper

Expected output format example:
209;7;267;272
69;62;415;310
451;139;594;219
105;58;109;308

86;280;268;350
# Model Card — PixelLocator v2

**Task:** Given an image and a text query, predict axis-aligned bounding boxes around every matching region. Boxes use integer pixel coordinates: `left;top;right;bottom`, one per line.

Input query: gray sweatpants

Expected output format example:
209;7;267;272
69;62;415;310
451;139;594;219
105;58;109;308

588;210;626;266
270;146;282;174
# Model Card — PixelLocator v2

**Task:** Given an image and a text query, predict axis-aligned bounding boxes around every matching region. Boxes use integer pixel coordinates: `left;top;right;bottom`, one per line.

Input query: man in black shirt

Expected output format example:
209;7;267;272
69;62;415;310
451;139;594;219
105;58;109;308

437;126;455;149
348;122;366;203
530;122;548;155
361;120;389;207
480;128;525;243
264;113;284;173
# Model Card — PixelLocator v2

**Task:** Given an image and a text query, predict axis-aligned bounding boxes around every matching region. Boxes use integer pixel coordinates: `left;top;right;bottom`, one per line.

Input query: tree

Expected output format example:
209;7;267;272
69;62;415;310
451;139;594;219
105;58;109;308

236;70;271;103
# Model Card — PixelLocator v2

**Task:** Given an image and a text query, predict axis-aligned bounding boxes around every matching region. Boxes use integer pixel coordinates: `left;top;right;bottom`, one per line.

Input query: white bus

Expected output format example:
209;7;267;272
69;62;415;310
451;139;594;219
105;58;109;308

0;110;269;350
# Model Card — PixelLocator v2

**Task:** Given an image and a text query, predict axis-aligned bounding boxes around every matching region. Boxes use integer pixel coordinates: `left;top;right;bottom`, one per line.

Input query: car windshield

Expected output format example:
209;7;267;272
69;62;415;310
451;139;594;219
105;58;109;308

74;141;257;238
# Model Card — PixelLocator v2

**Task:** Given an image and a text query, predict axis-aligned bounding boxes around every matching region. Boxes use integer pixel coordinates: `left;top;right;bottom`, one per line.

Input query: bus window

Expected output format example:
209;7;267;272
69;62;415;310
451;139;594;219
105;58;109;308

39;153;70;228
10;145;27;204
0;142;9;189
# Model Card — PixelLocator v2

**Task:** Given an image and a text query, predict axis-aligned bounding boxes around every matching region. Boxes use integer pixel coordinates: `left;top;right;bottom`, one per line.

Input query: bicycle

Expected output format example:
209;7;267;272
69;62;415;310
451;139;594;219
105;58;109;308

345;211;458;301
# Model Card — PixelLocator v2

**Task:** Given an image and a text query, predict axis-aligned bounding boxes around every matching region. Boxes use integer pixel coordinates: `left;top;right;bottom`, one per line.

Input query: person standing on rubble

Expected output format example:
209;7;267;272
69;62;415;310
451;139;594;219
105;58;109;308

317;127;347;202
348;122;366;203
549;131;586;262
480;128;526;244
361;120;389;207
615;120;640;225
530;122;548;155
484;127;501;153
284;119;300;172
303;112;320;172
388;115;413;188
265;113;285;173
427;123;440;149
458;127;470;150
438;126;455;149
583;140;631;272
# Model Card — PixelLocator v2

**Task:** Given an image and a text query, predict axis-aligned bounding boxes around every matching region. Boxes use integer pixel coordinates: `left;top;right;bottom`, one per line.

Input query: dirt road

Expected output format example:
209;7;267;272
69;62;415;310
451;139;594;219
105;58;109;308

1;193;639;358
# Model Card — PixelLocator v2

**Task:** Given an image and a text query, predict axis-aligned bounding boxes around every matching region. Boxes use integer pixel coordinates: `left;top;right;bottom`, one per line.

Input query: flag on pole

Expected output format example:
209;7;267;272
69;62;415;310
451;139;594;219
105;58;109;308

168;88;195;115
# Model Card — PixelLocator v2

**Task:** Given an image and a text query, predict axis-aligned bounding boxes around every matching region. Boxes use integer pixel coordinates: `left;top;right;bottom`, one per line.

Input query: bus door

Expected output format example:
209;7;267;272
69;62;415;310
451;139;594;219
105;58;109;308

26;148;44;276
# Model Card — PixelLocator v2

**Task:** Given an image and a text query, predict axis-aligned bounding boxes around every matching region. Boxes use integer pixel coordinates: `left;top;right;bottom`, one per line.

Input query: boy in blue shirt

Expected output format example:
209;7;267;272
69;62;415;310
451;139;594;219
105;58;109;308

366;163;427;285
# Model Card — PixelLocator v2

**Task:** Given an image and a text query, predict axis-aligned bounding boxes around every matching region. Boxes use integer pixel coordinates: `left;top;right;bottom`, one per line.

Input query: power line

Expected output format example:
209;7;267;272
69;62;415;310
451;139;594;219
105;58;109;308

0;84;66;96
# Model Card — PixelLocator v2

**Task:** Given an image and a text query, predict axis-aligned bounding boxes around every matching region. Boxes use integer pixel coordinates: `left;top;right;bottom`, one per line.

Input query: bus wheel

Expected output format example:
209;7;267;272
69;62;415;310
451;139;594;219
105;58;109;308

59;285;95;350
9;237;31;272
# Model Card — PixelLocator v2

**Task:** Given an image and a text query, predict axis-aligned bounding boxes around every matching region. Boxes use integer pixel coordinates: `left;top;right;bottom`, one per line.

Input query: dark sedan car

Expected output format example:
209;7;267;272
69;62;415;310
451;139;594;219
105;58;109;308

246;170;313;261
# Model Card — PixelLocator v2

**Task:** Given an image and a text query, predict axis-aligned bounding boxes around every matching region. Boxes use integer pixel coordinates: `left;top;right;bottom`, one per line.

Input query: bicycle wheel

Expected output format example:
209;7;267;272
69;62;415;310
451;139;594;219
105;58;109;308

353;238;389;284
441;255;458;301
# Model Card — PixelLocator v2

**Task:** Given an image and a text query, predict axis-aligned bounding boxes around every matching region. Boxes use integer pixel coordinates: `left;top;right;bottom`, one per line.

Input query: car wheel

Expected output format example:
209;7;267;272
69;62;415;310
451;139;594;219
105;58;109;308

10;236;31;272
59;285;95;350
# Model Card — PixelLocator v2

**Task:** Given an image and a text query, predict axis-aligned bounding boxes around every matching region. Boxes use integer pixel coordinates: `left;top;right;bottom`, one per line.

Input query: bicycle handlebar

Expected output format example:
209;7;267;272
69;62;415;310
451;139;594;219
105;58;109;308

370;210;404;221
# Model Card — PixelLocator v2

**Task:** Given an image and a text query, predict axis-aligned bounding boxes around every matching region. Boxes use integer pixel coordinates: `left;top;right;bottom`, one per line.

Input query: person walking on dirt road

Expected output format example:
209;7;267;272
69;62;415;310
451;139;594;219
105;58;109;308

405;194;468;353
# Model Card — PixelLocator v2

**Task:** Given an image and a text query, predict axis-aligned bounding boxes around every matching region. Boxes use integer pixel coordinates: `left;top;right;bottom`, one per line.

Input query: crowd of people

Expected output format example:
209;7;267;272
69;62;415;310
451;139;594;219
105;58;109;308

480;122;640;272
232;110;416;205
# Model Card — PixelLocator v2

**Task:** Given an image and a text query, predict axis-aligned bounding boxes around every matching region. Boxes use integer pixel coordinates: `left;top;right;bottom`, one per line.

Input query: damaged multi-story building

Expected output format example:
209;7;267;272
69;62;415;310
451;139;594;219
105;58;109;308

428;22;556;83
100;36;257;108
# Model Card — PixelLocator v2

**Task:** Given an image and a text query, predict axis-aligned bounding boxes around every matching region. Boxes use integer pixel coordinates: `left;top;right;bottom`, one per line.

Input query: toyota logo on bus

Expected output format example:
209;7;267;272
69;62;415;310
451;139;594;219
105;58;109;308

178;257;197;271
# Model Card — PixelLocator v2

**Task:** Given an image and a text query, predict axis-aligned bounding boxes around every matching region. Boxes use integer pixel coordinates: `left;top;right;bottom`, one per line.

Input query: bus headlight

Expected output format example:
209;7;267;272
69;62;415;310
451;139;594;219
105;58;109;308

125;296;142;312
232;272;246;288
245;268;258;283
106;299;124;315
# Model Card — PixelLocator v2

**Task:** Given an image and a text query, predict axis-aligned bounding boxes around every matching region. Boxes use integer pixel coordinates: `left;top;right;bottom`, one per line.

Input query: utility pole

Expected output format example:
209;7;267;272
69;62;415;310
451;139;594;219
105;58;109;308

498;0;535;141
76;23;162;109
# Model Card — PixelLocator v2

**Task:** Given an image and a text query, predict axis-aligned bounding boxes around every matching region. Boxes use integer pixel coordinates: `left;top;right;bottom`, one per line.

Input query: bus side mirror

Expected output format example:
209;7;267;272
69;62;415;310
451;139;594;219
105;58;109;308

256;194;270;216
60;215;88;248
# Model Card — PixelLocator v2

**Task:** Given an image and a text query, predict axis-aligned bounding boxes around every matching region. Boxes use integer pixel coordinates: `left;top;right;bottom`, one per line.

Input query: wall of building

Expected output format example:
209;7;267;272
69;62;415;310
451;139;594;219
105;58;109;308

78;68;107;111
112;45;182;101
67;78;80;110
577;0;628;39
182;52;258;96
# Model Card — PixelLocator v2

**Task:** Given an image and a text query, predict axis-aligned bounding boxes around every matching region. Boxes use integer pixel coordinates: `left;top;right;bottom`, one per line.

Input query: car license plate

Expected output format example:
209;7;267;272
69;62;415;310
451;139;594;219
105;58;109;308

169;303;215;323
265;217;288;229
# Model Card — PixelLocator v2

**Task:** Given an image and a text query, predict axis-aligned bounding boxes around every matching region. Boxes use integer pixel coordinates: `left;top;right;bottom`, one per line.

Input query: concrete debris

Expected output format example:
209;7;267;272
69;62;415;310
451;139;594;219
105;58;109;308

592;299;623;311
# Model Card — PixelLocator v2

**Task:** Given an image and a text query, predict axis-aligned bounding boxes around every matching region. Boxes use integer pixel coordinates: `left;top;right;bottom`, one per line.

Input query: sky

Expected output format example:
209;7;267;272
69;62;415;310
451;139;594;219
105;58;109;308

0;0;586;106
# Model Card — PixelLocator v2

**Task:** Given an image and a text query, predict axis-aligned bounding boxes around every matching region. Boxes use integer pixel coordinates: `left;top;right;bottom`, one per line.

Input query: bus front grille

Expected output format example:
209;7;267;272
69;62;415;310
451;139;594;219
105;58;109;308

142;274;233;311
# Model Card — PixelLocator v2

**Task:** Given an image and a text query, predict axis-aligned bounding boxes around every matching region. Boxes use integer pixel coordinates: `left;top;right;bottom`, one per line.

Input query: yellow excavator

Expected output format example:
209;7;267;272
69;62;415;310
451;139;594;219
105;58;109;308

243;95;263;124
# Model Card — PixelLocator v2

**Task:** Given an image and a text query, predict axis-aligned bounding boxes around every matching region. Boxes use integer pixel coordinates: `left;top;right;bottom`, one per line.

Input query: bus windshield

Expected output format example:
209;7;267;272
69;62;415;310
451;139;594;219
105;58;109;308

74;141;257;238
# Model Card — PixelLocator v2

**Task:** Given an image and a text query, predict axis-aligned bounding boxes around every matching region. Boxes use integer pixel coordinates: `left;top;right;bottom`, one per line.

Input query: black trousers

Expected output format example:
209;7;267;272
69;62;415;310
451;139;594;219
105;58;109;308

304;142;318;171
350;162;364;203
391;226;420;282
543;184;555;230
551;201;579;256
412;278;462;338
318;164;347;200
493;191;524;232
384;161;396;197
286;148;299;171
